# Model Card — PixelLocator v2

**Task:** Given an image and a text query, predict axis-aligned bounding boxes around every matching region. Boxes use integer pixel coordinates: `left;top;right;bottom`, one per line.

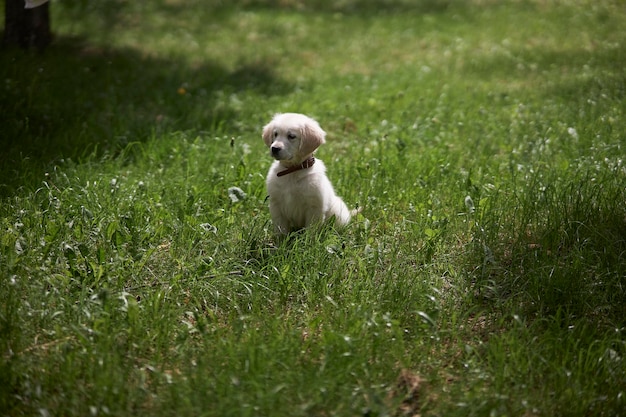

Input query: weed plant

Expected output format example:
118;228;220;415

1;0;625;416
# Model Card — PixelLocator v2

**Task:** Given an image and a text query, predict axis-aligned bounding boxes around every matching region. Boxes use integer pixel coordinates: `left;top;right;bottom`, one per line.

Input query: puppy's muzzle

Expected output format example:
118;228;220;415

271;146;282;158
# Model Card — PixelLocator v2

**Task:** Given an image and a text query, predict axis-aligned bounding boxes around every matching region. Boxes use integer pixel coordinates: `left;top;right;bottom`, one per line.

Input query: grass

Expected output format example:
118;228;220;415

1;0;625;415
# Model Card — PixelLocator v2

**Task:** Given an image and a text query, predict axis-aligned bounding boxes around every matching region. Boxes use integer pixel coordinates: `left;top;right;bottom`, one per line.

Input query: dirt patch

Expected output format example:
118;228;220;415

390;369;423;417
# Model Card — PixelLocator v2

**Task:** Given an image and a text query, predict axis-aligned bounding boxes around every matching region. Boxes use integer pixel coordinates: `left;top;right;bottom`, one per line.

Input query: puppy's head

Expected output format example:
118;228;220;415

262;113;326;164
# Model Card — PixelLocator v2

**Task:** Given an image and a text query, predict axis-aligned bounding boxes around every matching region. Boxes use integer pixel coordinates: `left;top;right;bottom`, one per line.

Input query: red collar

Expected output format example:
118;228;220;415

277;157;316;177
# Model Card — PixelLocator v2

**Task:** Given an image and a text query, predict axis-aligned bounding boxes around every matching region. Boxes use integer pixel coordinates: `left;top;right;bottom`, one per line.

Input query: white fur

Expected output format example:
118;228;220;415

263;113;352;235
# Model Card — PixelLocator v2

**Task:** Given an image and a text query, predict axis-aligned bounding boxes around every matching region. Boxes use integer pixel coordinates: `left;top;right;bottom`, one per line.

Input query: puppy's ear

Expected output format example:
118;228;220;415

262;120;274;147
299;119;326;156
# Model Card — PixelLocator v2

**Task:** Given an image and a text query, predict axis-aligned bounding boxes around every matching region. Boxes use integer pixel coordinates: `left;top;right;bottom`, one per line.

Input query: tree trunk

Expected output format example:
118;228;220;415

3;0;51;50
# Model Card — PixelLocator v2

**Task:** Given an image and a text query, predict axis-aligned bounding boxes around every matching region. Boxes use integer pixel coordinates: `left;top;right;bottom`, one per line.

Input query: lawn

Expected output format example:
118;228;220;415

1;0;625;416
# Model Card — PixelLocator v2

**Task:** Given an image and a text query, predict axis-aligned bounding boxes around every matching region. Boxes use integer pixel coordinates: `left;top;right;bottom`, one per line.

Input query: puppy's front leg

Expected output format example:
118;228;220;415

269;203;290;235
273;222;290;235
304;208;324;229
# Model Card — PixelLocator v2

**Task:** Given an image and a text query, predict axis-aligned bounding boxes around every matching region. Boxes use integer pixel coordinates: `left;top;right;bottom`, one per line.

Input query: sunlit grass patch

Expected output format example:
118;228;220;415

1;0;625;415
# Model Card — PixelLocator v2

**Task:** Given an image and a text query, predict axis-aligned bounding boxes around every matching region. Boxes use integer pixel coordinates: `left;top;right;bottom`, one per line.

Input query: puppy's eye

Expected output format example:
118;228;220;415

273;131;278;138
287;133;297;140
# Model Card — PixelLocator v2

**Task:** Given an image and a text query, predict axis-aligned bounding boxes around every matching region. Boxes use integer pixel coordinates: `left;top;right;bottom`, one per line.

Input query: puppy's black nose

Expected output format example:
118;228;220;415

271;146;281;156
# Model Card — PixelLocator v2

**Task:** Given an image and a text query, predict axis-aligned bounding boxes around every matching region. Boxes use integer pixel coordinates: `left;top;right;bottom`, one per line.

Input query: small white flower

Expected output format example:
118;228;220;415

15;240;24;255
199;223;217;233
464;195;475;213
567;127;579;140
227;187;246;203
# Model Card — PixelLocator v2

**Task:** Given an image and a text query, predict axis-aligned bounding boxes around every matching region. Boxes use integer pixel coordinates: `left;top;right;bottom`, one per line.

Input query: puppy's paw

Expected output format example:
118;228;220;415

350;206;363;217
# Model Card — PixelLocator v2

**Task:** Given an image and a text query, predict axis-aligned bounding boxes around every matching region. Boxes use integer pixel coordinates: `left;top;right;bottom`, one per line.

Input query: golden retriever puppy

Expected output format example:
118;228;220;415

262;113;353;235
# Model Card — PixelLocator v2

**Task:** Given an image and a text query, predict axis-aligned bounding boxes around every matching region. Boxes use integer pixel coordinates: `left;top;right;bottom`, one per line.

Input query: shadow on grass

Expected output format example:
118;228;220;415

0;36;292;198
468;173;626;329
